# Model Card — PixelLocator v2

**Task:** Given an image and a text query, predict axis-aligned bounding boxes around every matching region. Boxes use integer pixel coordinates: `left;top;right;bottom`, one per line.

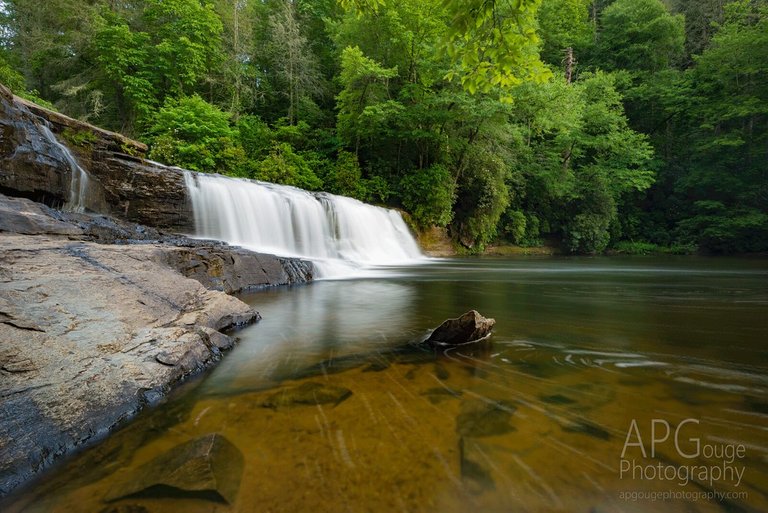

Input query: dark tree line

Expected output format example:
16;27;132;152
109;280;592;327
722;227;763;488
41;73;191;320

1;0;765;254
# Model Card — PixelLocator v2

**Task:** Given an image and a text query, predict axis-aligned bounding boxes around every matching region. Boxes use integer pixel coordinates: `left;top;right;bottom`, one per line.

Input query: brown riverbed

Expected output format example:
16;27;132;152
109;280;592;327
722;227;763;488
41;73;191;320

6;256;768;512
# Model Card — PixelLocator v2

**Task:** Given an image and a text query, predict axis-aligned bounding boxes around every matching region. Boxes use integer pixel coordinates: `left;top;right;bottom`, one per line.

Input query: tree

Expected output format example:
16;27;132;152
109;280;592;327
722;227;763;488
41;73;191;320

597;0;685;72
537;0;594;67
93;14;156;128
142;0;224;98
400;165;456;227
338;0;551;98
145;95;244;173
335;46;399;154
89;0;223;133
254;142;324;190
673;0;727;58
268;0;323;124
502;72;654;253
211;0;257;117
673;0;768;252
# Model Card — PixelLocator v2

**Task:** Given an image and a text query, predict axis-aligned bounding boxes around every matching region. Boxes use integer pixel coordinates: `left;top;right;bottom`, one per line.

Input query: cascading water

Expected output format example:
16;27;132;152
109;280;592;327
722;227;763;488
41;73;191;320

39;124;90;213
183;172;425;277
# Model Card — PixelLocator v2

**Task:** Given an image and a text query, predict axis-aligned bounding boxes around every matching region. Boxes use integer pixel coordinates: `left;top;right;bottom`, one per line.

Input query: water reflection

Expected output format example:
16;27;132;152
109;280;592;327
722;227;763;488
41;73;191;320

4;256;768;513
201;280;418;395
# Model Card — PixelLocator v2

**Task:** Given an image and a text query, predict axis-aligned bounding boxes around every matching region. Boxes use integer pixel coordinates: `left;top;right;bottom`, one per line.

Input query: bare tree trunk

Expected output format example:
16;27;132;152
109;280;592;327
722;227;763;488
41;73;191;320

564;47;574;84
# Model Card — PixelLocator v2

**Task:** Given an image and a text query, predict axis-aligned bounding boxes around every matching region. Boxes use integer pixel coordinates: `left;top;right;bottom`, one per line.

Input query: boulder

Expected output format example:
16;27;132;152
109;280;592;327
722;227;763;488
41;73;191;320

105;433;243;504
425;310;495;346
160;246;313;294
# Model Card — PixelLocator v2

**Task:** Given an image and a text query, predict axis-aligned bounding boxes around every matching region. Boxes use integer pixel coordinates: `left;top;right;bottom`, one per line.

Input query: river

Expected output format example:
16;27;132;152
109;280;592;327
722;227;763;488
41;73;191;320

7;256;768;513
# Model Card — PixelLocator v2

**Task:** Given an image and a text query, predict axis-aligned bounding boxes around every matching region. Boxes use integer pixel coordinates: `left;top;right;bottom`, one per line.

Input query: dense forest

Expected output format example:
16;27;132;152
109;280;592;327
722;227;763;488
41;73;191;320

0;0;765;254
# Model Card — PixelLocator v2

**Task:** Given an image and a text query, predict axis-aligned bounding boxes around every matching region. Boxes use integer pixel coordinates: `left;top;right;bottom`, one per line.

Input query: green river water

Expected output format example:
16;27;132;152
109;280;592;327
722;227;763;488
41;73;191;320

6;256;768;513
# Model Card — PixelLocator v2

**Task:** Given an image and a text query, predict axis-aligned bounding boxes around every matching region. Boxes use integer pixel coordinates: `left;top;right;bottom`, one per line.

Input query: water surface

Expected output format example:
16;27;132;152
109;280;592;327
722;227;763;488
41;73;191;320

7;256;768;512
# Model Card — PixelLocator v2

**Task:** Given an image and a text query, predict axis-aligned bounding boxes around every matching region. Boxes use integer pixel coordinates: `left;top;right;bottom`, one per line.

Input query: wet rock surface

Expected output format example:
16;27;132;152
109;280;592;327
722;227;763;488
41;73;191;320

105;433;244;505
425;310;496;346
0;193;313;498
0;84;191;230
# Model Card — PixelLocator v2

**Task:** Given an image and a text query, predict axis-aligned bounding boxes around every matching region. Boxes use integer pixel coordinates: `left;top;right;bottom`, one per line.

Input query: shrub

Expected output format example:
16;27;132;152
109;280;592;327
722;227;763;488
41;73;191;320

400;164;456;228
146;95;242;173
253;142;323;191
564;213;611;254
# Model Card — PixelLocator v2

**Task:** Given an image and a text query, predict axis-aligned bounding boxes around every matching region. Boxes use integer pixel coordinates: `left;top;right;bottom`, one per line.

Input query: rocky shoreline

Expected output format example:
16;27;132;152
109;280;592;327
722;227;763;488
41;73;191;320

0;83;318;497
0;193;313;497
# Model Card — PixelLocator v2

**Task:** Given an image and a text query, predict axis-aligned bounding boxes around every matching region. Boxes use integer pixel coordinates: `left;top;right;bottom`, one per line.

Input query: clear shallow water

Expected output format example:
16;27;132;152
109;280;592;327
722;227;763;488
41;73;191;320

6;256;768;513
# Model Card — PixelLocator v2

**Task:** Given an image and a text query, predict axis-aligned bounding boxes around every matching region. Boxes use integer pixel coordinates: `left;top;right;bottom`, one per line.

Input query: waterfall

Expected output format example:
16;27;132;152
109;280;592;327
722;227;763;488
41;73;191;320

183;172;424;277
39;124;90;213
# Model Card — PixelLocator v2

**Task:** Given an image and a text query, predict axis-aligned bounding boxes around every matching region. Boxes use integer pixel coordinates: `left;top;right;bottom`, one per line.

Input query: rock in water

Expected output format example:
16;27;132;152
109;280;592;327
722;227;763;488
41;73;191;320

261;381;353;409
426;310;495;346
105;433;244;504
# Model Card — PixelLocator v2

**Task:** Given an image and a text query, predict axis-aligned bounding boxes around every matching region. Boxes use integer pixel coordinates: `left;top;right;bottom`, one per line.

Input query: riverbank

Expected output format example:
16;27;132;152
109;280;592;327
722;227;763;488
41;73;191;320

0;193;313;497
415;226;559;257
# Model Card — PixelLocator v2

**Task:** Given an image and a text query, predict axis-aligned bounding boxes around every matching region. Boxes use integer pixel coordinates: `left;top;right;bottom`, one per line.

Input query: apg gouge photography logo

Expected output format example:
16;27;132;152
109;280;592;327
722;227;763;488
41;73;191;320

619;418;746;487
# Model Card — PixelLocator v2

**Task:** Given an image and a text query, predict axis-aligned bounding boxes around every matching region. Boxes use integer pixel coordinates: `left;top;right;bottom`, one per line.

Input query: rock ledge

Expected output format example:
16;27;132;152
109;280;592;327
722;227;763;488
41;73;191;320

0;194;312;498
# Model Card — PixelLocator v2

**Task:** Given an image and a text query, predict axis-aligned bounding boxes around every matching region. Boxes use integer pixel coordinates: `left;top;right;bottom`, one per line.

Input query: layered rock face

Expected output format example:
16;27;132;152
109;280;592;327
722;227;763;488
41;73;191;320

0;85;192;230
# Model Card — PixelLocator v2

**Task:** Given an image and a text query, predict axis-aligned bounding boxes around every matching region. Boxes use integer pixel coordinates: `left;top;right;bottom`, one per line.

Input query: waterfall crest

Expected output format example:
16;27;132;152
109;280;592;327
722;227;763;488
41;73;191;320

183;172;424;276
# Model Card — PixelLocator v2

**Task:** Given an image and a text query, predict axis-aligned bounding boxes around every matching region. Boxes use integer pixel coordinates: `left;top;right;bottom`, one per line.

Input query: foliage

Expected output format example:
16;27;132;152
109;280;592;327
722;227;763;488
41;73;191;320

611;240;697;255
338;0;551;98
142;0;223;97
537;0;594;65
598;0;685;72
62;129;99;148
565;213;611;254
268;0;323;124
0;0;764;254
253;143;324;191
400;165;456;227
0;54;26;92
325;150;366;198
454;146;511;251
93;15;155;122
501;210;527;244
145;95;242;173
441;0;552;99
336;46;399;152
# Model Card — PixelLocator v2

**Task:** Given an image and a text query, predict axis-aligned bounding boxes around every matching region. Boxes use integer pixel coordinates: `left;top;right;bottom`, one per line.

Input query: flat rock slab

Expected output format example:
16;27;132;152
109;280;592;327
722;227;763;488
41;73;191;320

0;194;313;498
426;310;496;346
105;433;244;504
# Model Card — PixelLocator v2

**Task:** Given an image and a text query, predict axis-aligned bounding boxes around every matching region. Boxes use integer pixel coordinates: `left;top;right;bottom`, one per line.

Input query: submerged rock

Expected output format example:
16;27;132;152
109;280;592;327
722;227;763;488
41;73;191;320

261;381;353;409
456;399;517;438
421;386;463;404
559;418;611;440
98;505;149;513
459;437;496;494
426;310;495;347
105;433;244;504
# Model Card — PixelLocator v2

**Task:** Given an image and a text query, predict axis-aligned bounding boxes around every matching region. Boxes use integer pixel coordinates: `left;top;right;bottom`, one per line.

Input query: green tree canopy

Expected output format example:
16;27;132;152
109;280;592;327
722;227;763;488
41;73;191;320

598;0;685;72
